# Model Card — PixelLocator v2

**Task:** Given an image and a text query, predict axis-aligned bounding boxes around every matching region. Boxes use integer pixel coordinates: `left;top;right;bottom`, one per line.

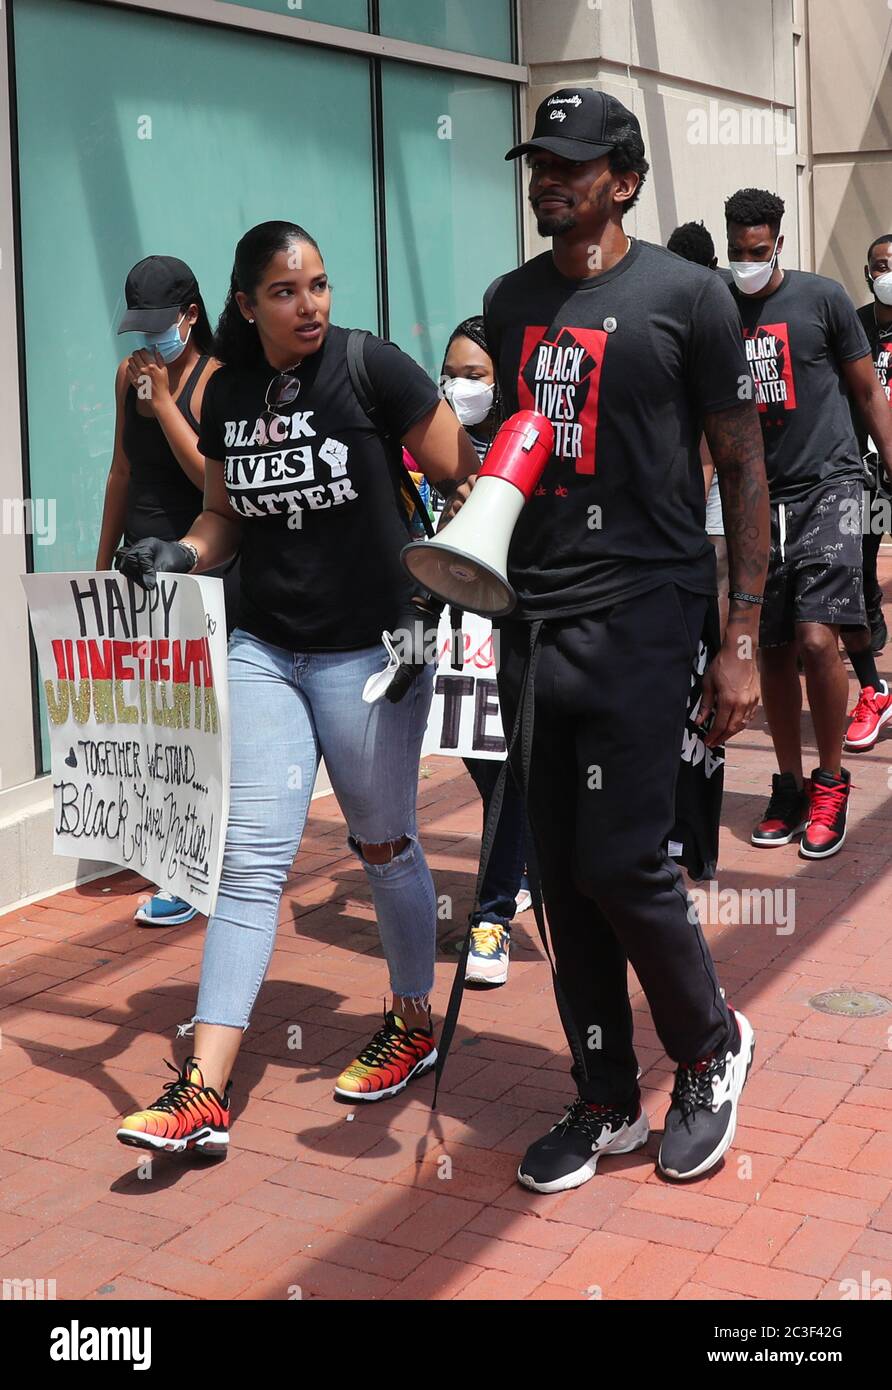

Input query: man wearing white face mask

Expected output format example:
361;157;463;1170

726;190;892;858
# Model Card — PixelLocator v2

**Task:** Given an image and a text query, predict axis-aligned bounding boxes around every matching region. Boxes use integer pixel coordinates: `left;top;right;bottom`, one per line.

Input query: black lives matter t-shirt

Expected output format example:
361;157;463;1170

851;302;892;457
731;270;871;503
483;239;748;618
198;325;439;651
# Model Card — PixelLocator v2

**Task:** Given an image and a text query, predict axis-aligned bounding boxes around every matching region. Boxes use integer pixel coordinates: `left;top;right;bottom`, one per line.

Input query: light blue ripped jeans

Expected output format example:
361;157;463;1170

193;627;436;1029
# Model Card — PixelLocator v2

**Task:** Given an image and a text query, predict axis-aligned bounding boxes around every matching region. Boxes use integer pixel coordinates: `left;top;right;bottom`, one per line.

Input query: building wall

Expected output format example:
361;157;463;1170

0;12;107;909
0;0;521;913
519;0;799;268
803;0;892;305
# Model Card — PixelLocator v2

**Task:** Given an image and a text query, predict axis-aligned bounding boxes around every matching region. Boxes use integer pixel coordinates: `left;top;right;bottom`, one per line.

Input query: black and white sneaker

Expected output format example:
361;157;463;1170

517;1096;649;1194
657;1009;755;1181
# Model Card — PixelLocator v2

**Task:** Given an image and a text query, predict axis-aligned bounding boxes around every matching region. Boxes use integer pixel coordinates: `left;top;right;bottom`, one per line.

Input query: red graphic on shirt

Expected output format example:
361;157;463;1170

517;325;607;475
742;323;798;414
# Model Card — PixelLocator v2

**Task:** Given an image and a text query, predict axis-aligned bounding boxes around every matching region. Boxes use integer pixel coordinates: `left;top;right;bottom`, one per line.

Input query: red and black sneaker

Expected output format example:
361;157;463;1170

751;772;810;846
116;1056;230;1156
800;768;851;859
845;682;892;751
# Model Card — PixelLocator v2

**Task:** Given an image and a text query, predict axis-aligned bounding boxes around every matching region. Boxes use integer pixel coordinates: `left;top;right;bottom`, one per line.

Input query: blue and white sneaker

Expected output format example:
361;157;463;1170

134;892;198;927
465;921;511;986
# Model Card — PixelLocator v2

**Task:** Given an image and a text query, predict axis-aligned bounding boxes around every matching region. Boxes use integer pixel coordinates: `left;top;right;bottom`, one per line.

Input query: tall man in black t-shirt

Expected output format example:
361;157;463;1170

481;89;770;1190
840;234;892;752
725;191;892;857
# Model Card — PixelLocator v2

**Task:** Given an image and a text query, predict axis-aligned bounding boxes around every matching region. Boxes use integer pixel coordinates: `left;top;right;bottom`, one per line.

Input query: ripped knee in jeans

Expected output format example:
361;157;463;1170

351;834;411;865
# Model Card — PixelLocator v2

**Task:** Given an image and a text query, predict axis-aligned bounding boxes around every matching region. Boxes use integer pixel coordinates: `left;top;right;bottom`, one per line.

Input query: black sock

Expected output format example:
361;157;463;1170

849;646;882;691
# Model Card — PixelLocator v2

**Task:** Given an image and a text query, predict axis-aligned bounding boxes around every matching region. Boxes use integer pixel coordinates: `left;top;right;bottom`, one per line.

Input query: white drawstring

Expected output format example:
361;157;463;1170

778;502;787;563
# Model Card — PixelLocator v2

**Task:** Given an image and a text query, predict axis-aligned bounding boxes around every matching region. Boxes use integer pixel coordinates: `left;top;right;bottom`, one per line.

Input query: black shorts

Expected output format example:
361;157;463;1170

760;482;865;647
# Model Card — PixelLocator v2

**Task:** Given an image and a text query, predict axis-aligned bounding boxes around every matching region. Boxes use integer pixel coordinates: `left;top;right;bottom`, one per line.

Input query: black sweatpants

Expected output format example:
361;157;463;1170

495;583;732;1106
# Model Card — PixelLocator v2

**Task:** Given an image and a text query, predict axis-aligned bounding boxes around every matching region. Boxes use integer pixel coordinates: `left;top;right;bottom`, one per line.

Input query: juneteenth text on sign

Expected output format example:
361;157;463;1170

45;636;218;731
43;578;218;731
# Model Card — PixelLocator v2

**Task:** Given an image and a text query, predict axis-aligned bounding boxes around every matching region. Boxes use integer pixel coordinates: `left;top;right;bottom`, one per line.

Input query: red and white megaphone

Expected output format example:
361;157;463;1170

401;409;554;617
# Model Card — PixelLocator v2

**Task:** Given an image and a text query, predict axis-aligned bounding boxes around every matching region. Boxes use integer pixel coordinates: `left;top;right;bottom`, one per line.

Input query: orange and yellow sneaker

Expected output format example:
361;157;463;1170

116;1056;230;1156
334;1010;437;1103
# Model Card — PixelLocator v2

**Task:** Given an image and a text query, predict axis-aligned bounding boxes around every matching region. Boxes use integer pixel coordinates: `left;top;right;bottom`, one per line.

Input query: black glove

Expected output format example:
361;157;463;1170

114;538;195;591
383;593;443;704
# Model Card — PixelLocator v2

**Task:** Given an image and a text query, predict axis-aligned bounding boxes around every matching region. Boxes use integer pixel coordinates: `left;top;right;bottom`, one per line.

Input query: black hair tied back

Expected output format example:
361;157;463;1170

214;220;322;368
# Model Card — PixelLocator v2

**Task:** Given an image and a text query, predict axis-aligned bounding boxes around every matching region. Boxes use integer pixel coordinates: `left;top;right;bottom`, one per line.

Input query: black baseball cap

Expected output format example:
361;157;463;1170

117;255;200;334
506;87;641;163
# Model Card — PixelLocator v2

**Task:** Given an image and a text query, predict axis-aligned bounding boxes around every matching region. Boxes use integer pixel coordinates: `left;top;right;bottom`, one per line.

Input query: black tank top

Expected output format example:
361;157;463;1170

122;355;209;542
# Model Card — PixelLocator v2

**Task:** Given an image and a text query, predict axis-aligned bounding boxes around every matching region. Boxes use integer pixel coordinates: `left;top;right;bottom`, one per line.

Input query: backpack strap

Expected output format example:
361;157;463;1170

346;328;435;539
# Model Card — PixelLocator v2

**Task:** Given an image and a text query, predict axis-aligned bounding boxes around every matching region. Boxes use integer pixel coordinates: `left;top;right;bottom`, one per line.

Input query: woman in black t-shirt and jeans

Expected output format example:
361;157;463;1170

114;221;479;1156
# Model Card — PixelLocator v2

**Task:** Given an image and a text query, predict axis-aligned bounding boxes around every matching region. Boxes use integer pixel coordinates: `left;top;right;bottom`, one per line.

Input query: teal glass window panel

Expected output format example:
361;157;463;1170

218;0;369;31
379;0;513;62
382;63;518;379
14;0;376;767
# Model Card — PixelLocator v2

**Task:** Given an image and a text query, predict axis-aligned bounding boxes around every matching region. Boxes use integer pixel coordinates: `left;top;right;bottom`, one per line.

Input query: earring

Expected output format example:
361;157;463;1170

248;317;255;324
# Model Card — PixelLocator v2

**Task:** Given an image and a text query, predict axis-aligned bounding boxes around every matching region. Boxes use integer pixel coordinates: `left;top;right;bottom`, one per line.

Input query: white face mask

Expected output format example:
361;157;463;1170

729;241;780;295
871;270;892;307
443;376;494;428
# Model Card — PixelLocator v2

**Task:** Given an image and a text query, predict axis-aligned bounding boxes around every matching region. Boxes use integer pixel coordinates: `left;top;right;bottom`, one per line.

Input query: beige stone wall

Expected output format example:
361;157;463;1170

517;0;892;310
519;0;800;268
803;0;892;306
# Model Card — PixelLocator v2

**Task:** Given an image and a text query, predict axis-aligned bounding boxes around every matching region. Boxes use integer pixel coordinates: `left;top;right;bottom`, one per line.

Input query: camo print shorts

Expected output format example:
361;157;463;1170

760;481;866;647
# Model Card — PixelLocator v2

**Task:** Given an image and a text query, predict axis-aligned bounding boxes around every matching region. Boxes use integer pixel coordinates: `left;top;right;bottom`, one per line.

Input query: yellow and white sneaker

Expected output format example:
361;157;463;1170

465;922;511;987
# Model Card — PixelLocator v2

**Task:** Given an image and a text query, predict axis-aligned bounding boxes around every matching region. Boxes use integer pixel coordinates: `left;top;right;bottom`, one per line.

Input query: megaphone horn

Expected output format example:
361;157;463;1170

401;409;555;618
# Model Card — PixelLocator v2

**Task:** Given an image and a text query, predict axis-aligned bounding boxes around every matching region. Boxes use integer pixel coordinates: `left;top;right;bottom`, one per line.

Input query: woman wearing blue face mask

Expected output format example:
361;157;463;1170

97;255;240;927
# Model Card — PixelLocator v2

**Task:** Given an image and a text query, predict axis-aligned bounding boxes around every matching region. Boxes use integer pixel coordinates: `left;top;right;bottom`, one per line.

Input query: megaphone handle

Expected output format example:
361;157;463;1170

432;633;537;1107
432;618;593;1108
432;750;513;1108
449;606;465;670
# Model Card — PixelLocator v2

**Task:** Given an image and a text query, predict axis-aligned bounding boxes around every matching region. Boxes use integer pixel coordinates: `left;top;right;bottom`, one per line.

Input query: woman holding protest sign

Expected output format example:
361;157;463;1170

113;221;479;1156
97;255;238;929
439;317;530;988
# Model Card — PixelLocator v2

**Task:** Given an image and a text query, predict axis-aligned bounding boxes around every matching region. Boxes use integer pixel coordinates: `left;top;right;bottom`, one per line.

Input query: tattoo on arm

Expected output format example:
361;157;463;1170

703;401;770;628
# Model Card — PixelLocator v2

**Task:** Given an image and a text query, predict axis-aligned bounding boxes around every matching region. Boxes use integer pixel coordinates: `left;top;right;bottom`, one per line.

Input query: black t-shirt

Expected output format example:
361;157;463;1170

730;270;871;503
851;301;892;456
198;325;440;651
483;238;747;618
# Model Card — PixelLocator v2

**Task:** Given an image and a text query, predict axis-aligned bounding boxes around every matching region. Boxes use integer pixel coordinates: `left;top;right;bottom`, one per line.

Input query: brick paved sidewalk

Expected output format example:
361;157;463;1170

2;577;892;1302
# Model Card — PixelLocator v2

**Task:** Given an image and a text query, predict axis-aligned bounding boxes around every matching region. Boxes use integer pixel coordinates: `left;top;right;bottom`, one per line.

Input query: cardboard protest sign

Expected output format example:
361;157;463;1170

22;571;230;913
421;610;506;762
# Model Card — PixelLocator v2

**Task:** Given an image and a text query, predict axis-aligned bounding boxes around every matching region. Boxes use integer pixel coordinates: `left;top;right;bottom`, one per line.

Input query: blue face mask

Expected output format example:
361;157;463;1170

138;312;191;363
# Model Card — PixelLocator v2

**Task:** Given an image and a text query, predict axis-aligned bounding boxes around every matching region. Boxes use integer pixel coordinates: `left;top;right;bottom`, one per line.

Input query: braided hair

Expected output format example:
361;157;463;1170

441;315;504;441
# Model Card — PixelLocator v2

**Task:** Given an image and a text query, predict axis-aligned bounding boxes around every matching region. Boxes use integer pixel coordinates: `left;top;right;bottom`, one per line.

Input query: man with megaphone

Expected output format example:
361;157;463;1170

414;89;771;1194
